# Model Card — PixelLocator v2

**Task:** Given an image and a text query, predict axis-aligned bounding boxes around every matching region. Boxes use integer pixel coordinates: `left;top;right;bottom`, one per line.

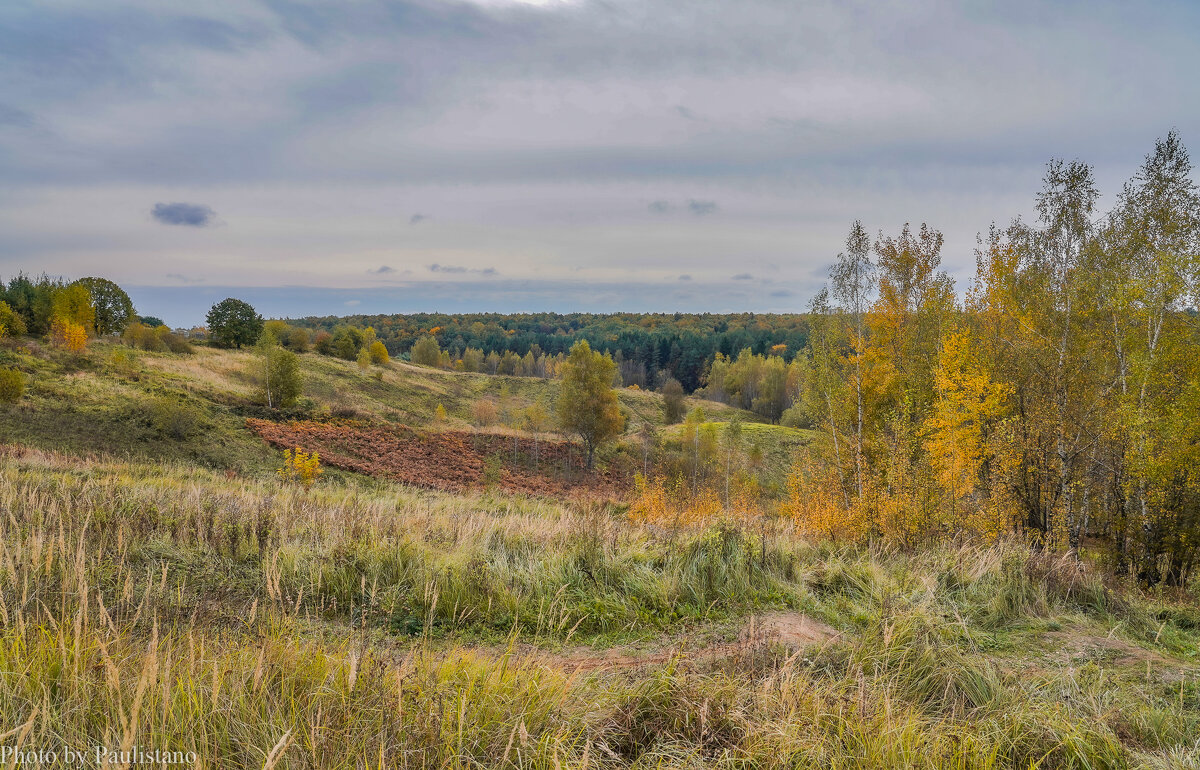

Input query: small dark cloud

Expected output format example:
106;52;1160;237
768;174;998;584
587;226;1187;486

428;264;497;276
769;289;795;298
368;265;396;274
687;199;718;216
647;200;671;214
678;274;692;281
409;213;428;225
732;273;753;280
674;105;698;121
152;202;215;227
165;273;203;284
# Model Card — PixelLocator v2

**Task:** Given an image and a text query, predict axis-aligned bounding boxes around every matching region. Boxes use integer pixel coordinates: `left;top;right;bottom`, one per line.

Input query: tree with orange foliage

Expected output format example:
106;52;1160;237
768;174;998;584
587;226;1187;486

50;317;88;353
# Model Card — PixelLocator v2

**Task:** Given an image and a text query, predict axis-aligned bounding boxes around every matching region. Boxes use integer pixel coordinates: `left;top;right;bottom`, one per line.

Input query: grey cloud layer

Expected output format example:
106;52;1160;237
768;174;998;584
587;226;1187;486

1;0;1198;316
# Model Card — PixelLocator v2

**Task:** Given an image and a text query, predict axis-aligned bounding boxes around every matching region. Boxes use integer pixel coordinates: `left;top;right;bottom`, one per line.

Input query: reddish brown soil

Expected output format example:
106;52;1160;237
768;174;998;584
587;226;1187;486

247;419;630;499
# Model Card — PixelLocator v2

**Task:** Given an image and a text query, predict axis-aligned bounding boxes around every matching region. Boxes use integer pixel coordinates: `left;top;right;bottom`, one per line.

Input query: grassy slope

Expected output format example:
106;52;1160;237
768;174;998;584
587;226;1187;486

3;339;1199;767
0;447;1196;768
0;339;775;477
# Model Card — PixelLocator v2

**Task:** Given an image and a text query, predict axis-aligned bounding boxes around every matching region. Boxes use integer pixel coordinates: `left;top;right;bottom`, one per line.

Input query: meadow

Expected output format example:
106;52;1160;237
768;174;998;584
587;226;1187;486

0;340;1198;768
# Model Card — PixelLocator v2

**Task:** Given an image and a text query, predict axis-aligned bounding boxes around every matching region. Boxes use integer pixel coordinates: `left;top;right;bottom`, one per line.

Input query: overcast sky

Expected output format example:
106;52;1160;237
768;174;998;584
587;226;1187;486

2;0;1198;325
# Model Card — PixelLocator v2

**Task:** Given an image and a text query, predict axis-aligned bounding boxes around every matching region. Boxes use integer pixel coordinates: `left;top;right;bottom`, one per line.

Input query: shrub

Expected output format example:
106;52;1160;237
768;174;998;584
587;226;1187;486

0;367;25;403
472;398;498;427
287;326;310;352
278;447;322;488
149;396;201;439
49;317;88;352
368;340;389;365
411;335;441;367
0;300;27;338
780;404;813;429
661;378;686;424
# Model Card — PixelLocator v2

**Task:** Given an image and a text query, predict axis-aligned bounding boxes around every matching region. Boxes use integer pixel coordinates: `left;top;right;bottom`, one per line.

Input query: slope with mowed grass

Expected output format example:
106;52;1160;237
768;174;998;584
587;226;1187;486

0;445;1197;768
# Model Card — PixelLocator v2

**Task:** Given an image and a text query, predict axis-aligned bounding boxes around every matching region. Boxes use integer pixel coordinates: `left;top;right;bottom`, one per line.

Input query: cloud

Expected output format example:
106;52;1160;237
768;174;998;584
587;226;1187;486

428;264;497;276
152;202;215;227
368;265;396;274
165;273;203;284
5;0;1200;307
344;299;361;306
769;288;794;298
678;274;692;281
732;273;753;280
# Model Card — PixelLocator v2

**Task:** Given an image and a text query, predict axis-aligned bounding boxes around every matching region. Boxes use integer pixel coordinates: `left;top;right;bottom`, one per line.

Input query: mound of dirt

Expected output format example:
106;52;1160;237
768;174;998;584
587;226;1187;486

741;611;841;648
247;419;629;499
533;612;841;673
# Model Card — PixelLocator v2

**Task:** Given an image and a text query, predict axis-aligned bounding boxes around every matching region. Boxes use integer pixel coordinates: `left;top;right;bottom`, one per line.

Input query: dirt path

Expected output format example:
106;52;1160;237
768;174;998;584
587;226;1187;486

517;612;841;673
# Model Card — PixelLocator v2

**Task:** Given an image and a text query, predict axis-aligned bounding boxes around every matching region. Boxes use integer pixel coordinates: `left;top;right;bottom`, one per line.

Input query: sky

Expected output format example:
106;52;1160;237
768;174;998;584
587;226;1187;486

2;0;1198;326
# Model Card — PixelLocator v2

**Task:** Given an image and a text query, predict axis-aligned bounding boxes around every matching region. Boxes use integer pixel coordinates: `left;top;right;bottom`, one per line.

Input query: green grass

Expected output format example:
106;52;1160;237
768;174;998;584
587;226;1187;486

1;338;1198;767
0;339;752;479
0;446;1197;768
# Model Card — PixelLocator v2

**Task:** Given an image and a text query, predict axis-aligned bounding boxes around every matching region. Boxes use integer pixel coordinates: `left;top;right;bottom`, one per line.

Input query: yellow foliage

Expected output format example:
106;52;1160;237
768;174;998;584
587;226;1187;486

435;403;447;421
49;317;88;353
629;475;725;529
368;340;389;365
278;447;322;489
784;464;868;542
925;328;1012;531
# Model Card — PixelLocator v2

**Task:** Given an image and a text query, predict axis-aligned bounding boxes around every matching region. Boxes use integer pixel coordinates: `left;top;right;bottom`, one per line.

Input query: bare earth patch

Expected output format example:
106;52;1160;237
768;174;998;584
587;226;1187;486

522;612;841;673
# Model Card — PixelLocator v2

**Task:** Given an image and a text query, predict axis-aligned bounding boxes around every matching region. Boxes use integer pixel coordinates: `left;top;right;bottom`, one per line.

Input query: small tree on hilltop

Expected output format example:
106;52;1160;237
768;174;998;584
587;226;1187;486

207;298;263;348
556;340;624;469
411;335;441;367
661;377;686;424
51;283;95;333
256;332;302;409
75;277;133;336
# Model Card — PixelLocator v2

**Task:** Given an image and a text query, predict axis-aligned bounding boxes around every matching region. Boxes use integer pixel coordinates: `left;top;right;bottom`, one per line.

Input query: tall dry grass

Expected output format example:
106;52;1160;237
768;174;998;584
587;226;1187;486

0;445;1197;768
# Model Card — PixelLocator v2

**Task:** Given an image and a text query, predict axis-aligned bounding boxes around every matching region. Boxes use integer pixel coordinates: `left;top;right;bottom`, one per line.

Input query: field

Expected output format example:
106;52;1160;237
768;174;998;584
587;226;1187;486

0;340;1198;768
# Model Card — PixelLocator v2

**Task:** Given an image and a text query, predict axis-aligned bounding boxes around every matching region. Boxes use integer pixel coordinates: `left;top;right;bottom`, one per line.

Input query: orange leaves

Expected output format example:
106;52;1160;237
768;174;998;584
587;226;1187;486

784;465;866;542
629;475;731;530
925;328;1012;515
49;317;88;353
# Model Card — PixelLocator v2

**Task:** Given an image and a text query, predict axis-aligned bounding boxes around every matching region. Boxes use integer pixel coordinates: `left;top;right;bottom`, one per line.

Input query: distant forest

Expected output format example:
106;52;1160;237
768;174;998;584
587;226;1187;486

291;312;811;392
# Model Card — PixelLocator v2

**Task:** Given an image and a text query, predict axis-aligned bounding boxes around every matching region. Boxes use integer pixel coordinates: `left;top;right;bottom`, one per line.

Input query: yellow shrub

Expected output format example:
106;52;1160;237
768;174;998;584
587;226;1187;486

49;317;88;353
278;447;323;489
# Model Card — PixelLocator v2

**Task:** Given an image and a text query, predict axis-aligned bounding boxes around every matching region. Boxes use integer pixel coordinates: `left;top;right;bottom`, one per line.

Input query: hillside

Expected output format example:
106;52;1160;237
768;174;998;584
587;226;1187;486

0;444;1196;768
1;339;1198;768
0;339;767;482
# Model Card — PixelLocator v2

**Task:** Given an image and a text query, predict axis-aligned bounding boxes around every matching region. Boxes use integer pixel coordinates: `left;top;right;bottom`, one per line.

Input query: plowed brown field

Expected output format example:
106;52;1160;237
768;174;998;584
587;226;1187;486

247;419;630;499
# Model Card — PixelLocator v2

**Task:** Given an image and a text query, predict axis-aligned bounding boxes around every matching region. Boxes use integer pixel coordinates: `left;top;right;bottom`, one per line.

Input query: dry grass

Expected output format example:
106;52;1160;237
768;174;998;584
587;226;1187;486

0;445;1197;768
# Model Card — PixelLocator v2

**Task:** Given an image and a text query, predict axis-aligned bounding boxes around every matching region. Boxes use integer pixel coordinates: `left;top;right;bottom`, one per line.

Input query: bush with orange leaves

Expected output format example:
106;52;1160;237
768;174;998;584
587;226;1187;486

49;317;88;353
783;464;869;542
629;474;748;532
